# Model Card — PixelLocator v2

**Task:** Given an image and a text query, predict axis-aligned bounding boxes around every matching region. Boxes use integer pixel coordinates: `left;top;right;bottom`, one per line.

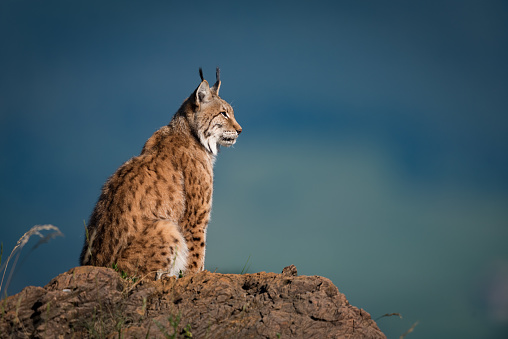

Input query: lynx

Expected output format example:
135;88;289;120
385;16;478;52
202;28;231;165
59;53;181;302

80;68;242;279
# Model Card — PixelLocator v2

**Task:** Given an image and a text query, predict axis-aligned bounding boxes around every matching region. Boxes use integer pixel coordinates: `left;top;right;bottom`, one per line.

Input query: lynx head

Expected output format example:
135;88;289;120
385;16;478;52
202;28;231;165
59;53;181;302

188;68;242;155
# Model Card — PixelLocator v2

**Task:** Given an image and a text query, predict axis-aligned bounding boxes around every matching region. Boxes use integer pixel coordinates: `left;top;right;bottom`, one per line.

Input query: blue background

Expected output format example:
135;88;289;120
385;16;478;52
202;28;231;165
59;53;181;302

1;1;507;338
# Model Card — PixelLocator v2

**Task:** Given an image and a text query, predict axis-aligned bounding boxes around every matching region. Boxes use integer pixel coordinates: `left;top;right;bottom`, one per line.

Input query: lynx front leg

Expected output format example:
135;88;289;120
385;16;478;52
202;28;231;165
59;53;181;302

181;197;211;273
181;156;213;273
185;227;207;272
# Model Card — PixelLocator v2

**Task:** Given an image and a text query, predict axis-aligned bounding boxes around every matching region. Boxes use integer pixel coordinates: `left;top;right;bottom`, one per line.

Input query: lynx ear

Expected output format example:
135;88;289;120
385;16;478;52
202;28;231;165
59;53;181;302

195;80;212;104
211;67;221;95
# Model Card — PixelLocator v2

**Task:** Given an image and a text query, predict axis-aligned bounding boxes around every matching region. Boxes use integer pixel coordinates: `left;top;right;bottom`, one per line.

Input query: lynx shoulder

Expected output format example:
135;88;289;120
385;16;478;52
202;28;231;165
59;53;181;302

80;68;242;279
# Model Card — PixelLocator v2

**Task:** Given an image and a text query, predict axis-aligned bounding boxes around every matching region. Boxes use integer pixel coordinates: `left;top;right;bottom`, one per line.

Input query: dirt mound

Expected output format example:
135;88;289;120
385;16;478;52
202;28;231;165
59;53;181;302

0;265;385;338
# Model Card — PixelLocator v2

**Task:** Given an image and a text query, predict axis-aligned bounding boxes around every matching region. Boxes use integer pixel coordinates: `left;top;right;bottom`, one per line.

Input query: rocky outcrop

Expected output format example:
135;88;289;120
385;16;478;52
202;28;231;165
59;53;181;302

0;265;385;338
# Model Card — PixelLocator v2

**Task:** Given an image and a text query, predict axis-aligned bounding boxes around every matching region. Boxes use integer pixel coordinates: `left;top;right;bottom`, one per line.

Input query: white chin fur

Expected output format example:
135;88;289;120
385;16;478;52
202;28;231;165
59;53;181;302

199;131;237;156
199;133;220;155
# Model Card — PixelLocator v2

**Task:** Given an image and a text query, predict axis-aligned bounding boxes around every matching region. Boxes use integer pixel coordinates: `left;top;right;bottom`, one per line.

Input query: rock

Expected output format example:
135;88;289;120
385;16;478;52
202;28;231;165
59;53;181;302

281;264;298;277
0;265;385;338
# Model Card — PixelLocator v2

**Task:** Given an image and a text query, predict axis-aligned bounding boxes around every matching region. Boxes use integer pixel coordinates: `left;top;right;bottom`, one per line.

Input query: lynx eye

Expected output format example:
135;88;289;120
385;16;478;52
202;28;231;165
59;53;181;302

220;111;229;119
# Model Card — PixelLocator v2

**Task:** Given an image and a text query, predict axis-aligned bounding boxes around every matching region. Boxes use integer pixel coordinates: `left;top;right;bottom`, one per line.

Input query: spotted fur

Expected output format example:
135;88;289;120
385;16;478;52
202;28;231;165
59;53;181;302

80;68;242;279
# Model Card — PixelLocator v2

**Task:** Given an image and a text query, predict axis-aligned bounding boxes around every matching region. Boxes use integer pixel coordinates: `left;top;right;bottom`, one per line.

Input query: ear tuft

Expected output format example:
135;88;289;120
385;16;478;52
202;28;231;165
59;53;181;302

199;68;204;82
211;67;221;95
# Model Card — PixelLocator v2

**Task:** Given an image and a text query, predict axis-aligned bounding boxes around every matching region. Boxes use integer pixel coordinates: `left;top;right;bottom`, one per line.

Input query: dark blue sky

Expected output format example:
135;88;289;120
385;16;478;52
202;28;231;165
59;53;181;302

1;1;508;338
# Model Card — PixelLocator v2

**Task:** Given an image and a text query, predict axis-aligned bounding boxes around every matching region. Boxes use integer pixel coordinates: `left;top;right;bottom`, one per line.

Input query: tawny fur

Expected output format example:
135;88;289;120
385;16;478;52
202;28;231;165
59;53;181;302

80;69;242;279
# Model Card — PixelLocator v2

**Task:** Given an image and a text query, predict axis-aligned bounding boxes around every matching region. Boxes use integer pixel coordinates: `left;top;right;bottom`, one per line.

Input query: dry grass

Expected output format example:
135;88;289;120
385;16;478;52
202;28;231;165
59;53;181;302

375;312;419;338
0;224;63;297
375;312;403;321
400;321;419;339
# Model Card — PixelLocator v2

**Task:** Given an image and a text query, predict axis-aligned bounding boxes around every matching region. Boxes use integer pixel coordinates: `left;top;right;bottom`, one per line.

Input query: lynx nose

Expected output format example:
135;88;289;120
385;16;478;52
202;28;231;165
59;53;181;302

236;126;242;135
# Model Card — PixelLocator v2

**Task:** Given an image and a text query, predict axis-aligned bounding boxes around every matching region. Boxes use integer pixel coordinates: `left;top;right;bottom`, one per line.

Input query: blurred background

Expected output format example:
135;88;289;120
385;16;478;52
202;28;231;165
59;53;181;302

1;1;507;337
